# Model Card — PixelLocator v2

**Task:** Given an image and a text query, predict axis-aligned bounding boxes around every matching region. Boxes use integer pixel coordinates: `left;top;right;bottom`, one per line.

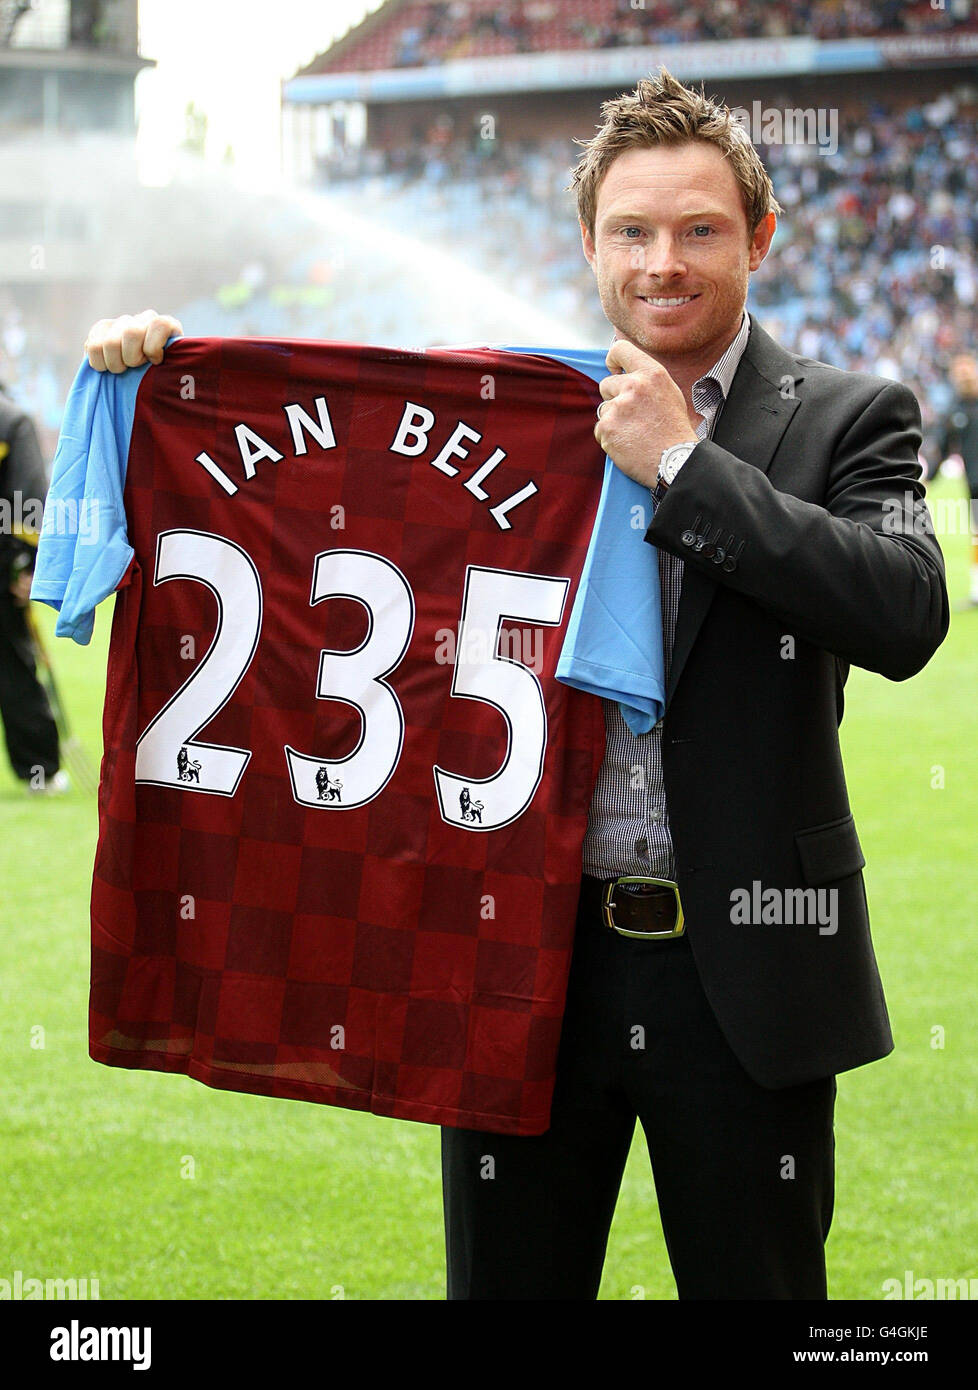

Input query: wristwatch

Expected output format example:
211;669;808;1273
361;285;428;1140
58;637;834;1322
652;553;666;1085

651;440;697;507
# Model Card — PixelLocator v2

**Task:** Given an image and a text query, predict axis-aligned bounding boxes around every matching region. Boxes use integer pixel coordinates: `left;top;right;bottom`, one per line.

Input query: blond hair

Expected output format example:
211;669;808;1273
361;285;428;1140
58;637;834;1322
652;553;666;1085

570;66;783;243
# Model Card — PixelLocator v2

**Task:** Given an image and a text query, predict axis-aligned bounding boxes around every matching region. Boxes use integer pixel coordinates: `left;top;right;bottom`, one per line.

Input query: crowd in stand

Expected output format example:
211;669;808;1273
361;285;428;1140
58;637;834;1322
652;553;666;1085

361;0;977;71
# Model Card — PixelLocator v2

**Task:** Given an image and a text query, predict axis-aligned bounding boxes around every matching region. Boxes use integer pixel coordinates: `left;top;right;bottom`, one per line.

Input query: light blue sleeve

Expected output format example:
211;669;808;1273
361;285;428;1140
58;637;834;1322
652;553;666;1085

31;358;148;645
498;345;666;733
554;453;665;734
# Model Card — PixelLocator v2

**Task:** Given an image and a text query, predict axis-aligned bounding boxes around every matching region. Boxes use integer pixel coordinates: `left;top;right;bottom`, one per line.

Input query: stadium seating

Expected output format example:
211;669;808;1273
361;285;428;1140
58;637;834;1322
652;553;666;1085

310;0;977;74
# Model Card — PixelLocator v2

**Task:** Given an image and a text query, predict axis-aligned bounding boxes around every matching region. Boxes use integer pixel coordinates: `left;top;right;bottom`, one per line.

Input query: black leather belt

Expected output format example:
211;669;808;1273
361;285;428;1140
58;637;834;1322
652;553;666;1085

593;875;685;939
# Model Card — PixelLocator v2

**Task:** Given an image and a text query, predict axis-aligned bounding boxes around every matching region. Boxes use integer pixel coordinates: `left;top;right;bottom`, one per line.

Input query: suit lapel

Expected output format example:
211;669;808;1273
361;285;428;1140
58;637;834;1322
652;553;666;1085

665;314;805;709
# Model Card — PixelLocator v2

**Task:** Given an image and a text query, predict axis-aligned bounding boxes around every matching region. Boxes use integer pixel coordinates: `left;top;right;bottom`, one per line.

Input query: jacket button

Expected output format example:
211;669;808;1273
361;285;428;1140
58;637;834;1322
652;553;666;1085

722;554;737;572
713;547;725;564
681;530;696;546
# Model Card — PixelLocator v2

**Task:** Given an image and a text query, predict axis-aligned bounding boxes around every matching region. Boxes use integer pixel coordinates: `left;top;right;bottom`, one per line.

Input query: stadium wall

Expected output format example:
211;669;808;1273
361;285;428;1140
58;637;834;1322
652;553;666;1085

363;68;978;153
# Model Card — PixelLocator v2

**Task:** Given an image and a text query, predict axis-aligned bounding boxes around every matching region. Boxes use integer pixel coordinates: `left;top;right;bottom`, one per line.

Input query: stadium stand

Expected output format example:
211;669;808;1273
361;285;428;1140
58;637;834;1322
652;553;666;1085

305;0;978;75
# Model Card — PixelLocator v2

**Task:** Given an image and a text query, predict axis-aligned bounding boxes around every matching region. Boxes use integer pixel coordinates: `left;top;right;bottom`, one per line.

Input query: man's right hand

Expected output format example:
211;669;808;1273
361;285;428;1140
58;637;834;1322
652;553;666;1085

9;569;33;607
84;309;183;373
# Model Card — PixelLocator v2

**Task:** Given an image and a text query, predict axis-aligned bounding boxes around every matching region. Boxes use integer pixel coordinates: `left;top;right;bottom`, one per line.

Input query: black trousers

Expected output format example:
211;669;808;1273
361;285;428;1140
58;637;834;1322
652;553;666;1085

0;595;60;781
442;875;836;1300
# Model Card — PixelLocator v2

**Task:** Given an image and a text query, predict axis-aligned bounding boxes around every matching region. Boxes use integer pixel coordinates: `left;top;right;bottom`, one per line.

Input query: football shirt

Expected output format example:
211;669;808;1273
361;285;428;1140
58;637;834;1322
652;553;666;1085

33;336;664;1134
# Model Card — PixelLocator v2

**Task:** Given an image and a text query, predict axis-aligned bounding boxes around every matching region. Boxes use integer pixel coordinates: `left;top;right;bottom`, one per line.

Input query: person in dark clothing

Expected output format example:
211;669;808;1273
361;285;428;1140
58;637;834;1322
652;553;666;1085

937;354;978;606
0;384;64;790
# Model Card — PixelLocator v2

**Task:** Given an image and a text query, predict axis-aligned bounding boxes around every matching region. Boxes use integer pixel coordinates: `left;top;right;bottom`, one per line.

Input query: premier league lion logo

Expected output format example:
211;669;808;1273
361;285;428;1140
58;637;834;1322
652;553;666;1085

316;765;343;802
459;786;484;823
176;746;201;784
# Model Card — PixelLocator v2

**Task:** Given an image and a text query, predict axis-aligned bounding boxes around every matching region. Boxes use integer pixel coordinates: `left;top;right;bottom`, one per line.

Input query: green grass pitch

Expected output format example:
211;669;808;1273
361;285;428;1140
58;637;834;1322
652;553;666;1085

1;477;975;1300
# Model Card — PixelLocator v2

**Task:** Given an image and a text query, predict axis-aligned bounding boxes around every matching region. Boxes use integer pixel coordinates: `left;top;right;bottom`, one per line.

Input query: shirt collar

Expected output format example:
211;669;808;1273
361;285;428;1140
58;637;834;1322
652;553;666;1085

693;307;751;403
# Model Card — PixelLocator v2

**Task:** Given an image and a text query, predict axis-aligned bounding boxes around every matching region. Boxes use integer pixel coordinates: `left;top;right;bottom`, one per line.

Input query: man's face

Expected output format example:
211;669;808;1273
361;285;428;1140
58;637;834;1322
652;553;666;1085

951;356;978;396
580;141;774;364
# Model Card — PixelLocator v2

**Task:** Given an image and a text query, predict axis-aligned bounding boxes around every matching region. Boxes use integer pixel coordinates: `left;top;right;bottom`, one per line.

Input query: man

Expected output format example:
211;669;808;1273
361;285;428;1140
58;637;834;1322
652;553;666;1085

83;69;947;1299
937;353;978;606
0;379;65;792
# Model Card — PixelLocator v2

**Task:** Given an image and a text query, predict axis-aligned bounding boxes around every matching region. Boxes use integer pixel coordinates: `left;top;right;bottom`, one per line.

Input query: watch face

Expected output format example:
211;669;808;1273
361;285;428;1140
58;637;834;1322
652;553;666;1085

662;444;693;481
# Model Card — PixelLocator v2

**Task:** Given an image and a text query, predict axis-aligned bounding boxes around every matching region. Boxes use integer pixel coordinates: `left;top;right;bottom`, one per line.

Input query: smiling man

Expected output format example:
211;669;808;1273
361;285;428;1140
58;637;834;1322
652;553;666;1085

440;68;948;1301
82;68;948;1301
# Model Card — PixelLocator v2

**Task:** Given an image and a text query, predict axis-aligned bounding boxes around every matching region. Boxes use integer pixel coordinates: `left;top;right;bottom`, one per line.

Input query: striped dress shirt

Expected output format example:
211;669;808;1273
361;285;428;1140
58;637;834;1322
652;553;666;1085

582;308;752;881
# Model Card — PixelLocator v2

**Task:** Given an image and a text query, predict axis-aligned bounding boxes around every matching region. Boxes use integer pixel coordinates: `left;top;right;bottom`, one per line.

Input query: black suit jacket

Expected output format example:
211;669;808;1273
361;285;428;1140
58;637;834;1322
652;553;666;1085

0;387;48;583
644;312;949;1088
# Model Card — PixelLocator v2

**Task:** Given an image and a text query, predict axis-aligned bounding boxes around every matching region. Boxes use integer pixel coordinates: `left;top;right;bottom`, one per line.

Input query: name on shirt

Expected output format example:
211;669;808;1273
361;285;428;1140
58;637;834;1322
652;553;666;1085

194;395;538;532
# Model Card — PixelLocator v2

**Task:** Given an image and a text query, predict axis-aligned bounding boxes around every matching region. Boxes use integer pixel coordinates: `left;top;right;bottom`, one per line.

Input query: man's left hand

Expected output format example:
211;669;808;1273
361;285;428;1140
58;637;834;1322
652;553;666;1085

595;339;699;488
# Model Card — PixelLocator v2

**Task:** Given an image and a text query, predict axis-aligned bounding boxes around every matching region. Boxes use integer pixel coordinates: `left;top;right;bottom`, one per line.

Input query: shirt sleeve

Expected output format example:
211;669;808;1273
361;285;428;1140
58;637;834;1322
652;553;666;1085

495;344;667;732
556;452;666;734
31;358;148;644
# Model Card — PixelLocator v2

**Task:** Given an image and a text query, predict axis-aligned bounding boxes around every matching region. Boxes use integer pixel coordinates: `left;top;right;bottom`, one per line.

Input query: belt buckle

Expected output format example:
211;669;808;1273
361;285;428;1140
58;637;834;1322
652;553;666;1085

601;875;685;939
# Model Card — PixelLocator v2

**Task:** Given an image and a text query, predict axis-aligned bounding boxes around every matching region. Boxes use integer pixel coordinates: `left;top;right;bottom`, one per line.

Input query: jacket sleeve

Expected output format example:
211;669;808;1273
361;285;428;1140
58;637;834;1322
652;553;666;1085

644;380;949;681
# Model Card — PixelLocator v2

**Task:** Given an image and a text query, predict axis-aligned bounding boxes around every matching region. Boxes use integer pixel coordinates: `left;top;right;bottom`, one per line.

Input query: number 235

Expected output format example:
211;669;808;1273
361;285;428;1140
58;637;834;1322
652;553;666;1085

134;529;570;832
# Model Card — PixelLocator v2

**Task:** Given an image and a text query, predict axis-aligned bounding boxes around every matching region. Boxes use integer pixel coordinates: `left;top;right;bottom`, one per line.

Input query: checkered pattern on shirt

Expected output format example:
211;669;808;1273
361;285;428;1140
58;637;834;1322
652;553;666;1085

89;337;608;1135
582;310;751;880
